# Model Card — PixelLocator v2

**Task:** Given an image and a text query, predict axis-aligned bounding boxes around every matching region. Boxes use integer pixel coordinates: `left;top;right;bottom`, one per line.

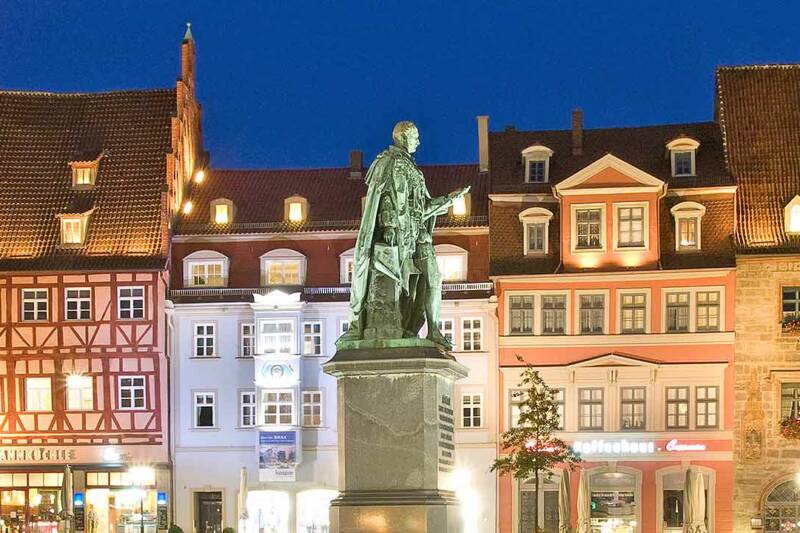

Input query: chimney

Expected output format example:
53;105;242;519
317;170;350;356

571;108;583;155
349;150;364;179
477;115;489;173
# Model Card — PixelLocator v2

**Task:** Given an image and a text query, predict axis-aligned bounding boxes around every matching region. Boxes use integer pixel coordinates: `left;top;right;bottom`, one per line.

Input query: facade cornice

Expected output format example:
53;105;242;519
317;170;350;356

173;226;489;244
498;332;734;349
492;267;734;284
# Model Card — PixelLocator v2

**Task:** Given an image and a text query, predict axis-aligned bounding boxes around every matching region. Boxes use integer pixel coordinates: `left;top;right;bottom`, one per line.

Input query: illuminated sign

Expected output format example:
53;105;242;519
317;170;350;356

665;439;707;452
157;492;168;506
0;447;76;462
573;440;655;455
73;493;84;507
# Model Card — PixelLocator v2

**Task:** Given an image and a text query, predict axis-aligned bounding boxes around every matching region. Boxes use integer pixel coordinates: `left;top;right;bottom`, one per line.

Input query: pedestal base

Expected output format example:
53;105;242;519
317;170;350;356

330;490;462;533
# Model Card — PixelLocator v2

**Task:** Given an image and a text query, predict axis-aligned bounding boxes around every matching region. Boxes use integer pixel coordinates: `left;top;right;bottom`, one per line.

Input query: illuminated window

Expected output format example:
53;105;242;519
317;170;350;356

240;391;257;427
302;321;323;356
183;250;229;287
70;160;99;188
210;198;234;225
434;244;468;281
510;295;534;335
194;323;216;357
452;195;467;216
695;386;718;428
289;203;303;221
302;390;323;427
620;387;646;430
190;262;223;286
340;248;355;284
284;195;309;223
260;320;295;354
21;289;48;321
620;293;647;334
579;294;605;334
671;202;705;252
240;323;255;357
263;390;294;425
521;145;553;183
667;137;699;177
781;383;800;419
118;287;144;319
575;208;603;250
785;196;800;235
462;318;482;351
66;375;93;411
61;217;84;245
666;386;689;428
261;249;306;285
616;205;646;249
65;288;91;320
194;391;216;428
519;206;554;256
461;393;483;428
118;376;146;410
696;291;720;331
541;295;566;335
578;388;604;430
25;378;52;412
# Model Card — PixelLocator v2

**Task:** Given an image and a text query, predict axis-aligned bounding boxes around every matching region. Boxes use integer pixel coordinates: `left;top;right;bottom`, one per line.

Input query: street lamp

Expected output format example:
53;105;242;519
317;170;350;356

128;466;155;533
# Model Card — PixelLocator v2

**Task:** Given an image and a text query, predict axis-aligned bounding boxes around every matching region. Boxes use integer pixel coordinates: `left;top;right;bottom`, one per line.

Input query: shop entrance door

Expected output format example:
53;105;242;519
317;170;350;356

195;492;222;533
590;472;637;533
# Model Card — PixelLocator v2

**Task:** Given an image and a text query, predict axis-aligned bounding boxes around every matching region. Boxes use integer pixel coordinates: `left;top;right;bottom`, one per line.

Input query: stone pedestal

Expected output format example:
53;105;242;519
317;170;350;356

322;344;468;533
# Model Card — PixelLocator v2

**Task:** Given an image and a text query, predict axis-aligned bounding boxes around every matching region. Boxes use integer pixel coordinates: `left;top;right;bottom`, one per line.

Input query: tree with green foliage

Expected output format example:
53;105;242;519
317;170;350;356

491;358;581;533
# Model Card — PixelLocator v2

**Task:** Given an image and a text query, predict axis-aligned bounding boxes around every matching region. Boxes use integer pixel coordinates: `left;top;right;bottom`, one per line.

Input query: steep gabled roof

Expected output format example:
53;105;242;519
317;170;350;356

0;88;176;271
175;163;488;235
716;64;800;253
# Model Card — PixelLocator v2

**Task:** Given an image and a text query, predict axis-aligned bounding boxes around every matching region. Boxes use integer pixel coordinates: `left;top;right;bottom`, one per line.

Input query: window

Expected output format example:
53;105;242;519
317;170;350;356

451;194;469;216
438;319;455;347
522;145;553;183
527;160;546;183
183;251;229;287
240;323;255;357
61;217;84;245
118;287;144;319
666;386;689;429
240;391;257;428
288;202;304;222
519;207;554;255
553;388;565;429
194;392;216;428
666;293;690;332
616;205;645;248
509;389;528;428
781;383;800;419
579;388;603;430
213;202;231;224
340;249;355;284
575;208;603;250
21;289;48;321
620;293;646;334
667;138;699;178
462;318;482;351
696;291;720;331
695;386;718;428
620;387;646;430
25;378;52;411
541;295;566;335
510;296;534;335
783;287;800;323
261;321;294;354
671;202;706;251
263;390;294;425
261;249;306;285
66;375;93;411
284;195;308;223
340;320;350;335
193;323;215;357
73;166;95;187
118;376;146;410
302;321;323;356
435;244;468;282
302;390;323;427
785;196;800;235
65;288;91;320
190;262;224;286
461;393;482;428
579;294;604;334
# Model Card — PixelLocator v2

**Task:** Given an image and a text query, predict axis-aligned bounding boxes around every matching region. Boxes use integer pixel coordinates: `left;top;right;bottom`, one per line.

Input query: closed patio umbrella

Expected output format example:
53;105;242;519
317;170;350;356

683;467;707;533
239;466;249;523
61;465;74;532
576;469;591;533
559;470;571;533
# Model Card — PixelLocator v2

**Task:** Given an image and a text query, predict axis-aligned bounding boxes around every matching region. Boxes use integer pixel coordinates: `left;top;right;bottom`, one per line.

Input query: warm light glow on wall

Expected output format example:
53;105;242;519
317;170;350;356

66;374;91;390
452;195;467;216
621;253;645;268
578;254;601;269
288;202;304;222
182;201;193;215
193;169;205;184
214;204;229;224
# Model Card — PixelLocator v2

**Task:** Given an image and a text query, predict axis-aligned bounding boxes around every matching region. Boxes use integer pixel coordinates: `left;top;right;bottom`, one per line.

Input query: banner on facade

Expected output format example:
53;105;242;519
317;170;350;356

258;431;297;482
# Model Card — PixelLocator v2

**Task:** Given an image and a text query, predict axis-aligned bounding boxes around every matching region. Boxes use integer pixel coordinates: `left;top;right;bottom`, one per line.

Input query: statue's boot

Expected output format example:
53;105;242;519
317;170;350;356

426;327;453;351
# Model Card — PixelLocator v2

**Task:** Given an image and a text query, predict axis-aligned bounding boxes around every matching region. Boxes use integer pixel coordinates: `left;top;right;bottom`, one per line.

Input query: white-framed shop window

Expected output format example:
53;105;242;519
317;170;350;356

435;244;468;281
262;390;294;426
302;390;323;427
260;320;295;354
260;249;306;285
183;250;229;287
302;321;323;356
518;207;554;255
240;391;257;428
193;323;216;357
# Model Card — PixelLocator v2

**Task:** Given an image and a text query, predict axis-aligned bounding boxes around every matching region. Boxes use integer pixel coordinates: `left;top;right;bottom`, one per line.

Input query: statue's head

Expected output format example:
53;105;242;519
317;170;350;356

392;121;420;154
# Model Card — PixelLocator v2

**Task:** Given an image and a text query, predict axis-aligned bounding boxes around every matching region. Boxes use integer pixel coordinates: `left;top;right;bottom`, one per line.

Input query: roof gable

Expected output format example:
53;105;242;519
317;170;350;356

555;154;665;195
568;352;661;368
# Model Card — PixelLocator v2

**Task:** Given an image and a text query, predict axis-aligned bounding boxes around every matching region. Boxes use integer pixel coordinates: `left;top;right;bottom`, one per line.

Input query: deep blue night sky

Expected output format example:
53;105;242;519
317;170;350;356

0;1;797;169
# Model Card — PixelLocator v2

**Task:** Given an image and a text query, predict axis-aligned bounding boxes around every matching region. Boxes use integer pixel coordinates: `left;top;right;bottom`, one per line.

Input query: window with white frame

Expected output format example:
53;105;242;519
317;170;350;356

671;202;705;252
240;323;255;357
66;375;93;411
240;391;257;427
25;377;52;411
462;318;482;351
339;320;350;335
302;321;323;356
510;295;534;335
510;389;527;428
118;376;146;410
616;205;645;248
194;392;216;428
666;386;689;429
620;293;647;334
574;207;603;250
194;323;216;357
61;217;85;245
263;390;294;425
785;196;800;235
695;386;718;428
340;248;355;284
667;137;699;177
284;195;309;223
118;287;144;319
522;145;553;183
183;250;229;287
72;165;97;187
65;288;91;321
461;393;482;428
665;292;690;333
620;387;646;430
579;388;604;430
781;383;800;419
438;318;455;347
519;207;554;255
210;198;234;225
696;291;720;331
579;294;604;334
435;244;468;282
783;287;800;323
541;295;567;335
261;249;306;285
21;289;48;321
552;388;565;430
260;320;294;354
302;390;323;427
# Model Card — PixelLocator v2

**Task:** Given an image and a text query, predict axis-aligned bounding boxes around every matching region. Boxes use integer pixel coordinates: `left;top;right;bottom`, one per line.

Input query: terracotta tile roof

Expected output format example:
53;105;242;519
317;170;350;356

0;89;176;271
175;163;488;235
489;121;730;193
716;64;800;253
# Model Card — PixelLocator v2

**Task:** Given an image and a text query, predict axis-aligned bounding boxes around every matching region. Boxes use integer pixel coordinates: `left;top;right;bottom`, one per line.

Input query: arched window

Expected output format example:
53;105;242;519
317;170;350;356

339;248;355;284
764;481;800;532
183;250;229;287
518;207;554;255
434;244;468;282
260;249;306;286
666;137;700;177
670;201;706;252
284;195;309;223
655;466;715;533
785;196;800;235
521;145;554;183
210;198;234;225
517;472;563;533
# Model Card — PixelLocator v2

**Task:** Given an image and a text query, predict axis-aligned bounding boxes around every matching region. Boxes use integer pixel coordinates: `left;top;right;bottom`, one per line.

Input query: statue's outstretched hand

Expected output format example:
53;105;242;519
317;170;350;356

448;185;471;199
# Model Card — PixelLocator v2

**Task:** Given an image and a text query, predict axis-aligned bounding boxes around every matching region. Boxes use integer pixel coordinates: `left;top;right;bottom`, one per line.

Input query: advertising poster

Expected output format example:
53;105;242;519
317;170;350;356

258;430;297;482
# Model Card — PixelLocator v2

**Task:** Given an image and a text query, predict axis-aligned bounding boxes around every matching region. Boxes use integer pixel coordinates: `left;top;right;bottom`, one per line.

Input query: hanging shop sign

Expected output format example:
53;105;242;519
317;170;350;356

254;356;299;388
258;430;298;482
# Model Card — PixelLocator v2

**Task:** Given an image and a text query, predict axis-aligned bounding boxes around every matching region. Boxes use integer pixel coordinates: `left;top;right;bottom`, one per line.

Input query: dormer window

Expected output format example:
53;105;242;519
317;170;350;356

210;198;234;225
666;137;700;177
785;196;800;235
58;211;92;246
69;154;102;189
518;207;554;255
522;145;554;183
670;201;706;252
450;193;471;217
183;250;229;287
284;196;309;223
